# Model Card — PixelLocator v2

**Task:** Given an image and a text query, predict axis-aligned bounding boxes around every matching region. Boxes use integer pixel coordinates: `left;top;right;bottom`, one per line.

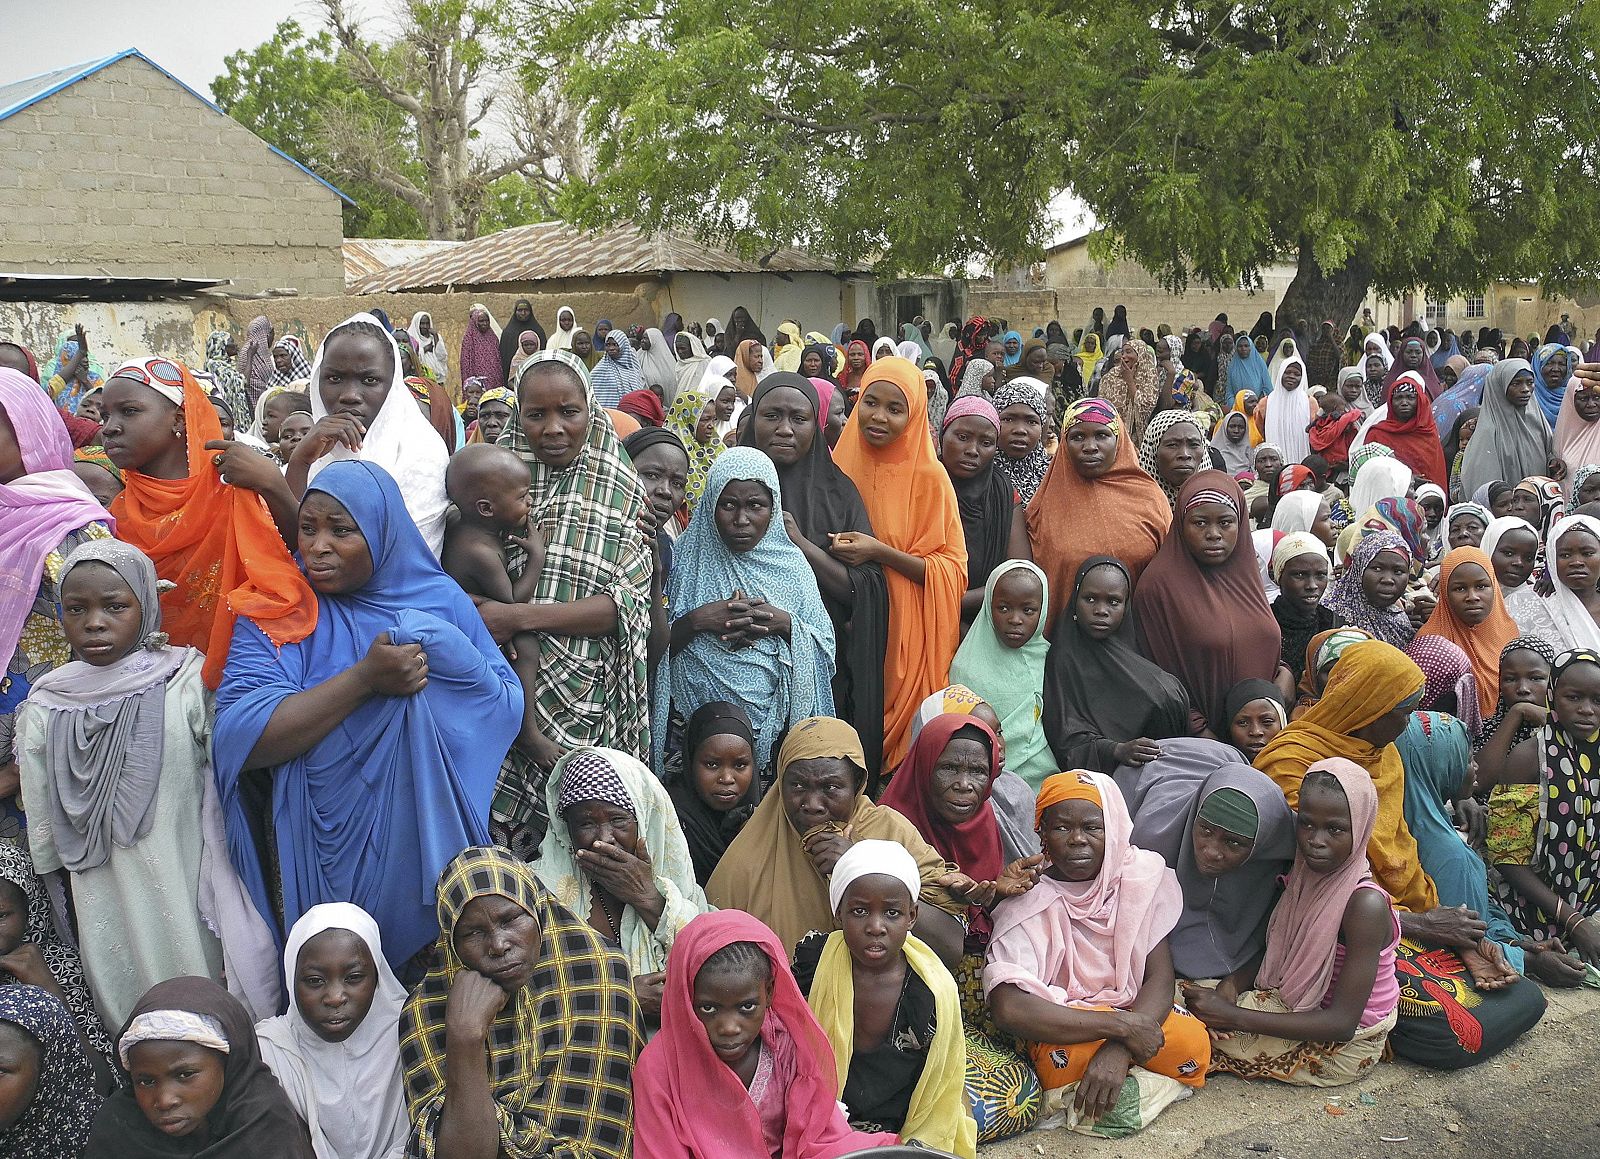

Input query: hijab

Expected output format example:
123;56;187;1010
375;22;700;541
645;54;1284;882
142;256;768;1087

1134;471;1282;731
0;368;114;664
265;336;312;389
1137;409;1205;507
1460;359;1552;500
948;560;1056;787
254;904;408;1159
1211;410;1254;475
833;357;968;766
1116;739;1296;979
591;330;646;409
1531;341;1571;427
955;358;994;399
673;331;711;400
498;299;546;380
1255;758;1382;1011
1553;372;1600;495
662;381;721;511
939;396;1013;593
1323;530;1415;646
1101;338;1161;442
1532;514;1600;651
1225;336;1272;396
666;702;759;884
1264;354;1313;464
637;328;679;398
90;976;315;1158
1367;371;1449;487
1415;546;1518;718
1042;556;1192;773
0;985;102;1157
458;304;504;391
991;379;1052;505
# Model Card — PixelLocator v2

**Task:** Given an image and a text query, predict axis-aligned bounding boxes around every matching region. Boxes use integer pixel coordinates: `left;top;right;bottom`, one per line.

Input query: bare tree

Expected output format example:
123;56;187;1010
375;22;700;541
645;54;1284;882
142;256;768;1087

320;0;583;238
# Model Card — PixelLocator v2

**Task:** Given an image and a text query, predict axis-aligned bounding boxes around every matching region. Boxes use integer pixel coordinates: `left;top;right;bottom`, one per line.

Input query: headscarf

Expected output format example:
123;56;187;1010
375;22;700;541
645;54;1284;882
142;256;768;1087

239;315;276;399
939;395;1013;595
306;313;451;554
41;330;107;413
1100;337;1161;442
1382;337;1442;402
1415;546;1517;718
662;378;722;511
458;304;504;391
0;985;102;1156
1042;556;1191;773
1230;388;1265;445
833;357;968;766
838;340;873;400
1529;514;1600;651
1323;530;1414;646
591;330;646;409
1210;409;1255;475
1256;639;1436;913
653;448;837;773
1116;739;1296;979
203;329;250;424
106;358;314;687
212;460;521;966
992;379;1052;505
0;369;115;664
1477;645;1553;753
1433;364;1492;454
666;702;759;883
1366;371;1449;488
983;772;1181;1009
1402;635;1482;740
736;372;891;778
955;357;994;400
704;717;957;948
496;300;546;381
617;388;666;427
1028;397;1172;632
1531;341;1572;427
808;847;976;1157
266;335;312;389
673;330;711;400
636;327;679;398
1347;455;1411;530
634;910;894;1159
1074;332;1103;382
1271;488;1321;535
1460;359;1552;500
254;904;408;1159
91;975;315;1159
1134;471;1282;731
547;305;579;352
400;847;639;1159
948;559;1055;786
497;351;654;767
1264;354;1313;464
1137;408;1205;507
1553;373;1600;497
1255;758;1384;1011
25;539;189;875
1224;336;1272;396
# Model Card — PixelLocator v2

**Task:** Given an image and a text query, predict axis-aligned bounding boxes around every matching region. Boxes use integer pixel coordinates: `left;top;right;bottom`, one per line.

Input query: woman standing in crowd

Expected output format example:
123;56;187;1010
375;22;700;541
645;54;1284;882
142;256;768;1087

1460;359;1555;499
939;396;1030;625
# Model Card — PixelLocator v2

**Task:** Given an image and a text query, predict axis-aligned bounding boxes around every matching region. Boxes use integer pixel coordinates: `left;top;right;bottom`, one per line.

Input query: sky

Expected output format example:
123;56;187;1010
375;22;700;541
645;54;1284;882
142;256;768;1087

7;0;321;97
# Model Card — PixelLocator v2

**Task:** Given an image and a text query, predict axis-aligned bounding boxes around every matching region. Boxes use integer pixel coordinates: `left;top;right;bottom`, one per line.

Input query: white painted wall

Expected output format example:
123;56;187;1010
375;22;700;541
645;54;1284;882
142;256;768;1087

0;299;229;373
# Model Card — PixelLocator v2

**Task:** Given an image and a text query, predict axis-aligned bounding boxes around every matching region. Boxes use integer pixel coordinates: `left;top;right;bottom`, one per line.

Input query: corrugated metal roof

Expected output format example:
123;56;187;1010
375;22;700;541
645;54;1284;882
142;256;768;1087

343;238;463;288
352;221;869;293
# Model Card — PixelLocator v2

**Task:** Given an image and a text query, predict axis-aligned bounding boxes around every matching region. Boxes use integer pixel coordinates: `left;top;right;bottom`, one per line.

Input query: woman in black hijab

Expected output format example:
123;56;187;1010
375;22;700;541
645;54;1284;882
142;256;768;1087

723;305;767;354
666;701;759;883
1043;555;1191;773
498;298;546;379
738;372;890;781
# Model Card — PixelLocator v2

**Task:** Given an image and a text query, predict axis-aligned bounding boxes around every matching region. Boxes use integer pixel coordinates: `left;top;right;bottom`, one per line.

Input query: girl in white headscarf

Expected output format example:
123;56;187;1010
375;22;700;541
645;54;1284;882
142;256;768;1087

547;304;580;352
1264;353;1313;464
638;327;680;399
255;903;409;1159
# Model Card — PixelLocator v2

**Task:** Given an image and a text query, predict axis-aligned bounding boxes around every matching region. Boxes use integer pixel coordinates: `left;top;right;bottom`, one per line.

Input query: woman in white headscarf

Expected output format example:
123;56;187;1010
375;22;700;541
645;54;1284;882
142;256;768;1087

300;312;450;554
255;903;409;1159
1264;352;1314;465
547;304;580;352
674;330;710;402
638;327;679;399
407;311;449;385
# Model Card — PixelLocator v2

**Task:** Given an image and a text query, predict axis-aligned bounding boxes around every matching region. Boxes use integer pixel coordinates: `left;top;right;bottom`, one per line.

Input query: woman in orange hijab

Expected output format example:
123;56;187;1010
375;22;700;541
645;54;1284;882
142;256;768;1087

832;356;968;768
99;356;315;687
1413;546;1518;721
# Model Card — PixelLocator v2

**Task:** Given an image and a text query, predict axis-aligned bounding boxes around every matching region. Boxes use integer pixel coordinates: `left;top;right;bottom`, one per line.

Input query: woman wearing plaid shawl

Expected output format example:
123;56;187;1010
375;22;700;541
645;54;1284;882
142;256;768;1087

481;350;656;857
399;846;641;1159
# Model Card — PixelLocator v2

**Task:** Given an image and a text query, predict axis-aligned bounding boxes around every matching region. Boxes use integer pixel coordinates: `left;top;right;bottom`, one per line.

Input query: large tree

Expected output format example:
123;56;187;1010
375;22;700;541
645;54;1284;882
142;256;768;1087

546;0;1600;329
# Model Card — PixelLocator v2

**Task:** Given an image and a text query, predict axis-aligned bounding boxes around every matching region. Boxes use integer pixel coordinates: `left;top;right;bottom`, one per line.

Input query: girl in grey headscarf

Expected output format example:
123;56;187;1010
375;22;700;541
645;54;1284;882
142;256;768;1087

1459;359;1553;500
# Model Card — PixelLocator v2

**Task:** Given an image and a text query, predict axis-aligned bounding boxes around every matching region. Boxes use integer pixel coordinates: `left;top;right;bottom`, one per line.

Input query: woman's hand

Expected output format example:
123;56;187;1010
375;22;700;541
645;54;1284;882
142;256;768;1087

1075;1041;1133;1122
1572;916;1600;966
1524;938;1588;986
633;971;666;1020
577;836;664;920
0;944;58;992
445;969;509;1046
1419;903;1488;948
1548;456;1569;483
291;415;366;464
936;871;996;909
1112;738;1162;766
1179;981;1241;1033
1454;797;1487;847
357;632;428;697
800;824;853;877
1512;702;1550;730
782;511;809;550
743;599;791;641
827;531;881;567
204;440;282;494
994;854;1046;898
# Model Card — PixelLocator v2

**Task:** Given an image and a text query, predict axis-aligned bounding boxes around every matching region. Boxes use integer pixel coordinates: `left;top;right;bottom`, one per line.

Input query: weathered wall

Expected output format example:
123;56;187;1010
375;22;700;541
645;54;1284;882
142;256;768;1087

0;56;344;297
0;299;227;372
644;271;870;343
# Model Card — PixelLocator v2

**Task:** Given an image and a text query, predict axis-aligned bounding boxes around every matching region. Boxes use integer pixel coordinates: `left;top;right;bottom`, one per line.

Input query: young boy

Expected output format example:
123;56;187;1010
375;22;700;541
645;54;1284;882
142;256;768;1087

442;444;549;763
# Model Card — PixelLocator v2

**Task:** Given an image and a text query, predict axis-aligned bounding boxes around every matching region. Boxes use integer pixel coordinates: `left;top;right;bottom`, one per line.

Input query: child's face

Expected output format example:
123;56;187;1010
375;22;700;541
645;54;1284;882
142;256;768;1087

128;1041;226;1138
99;378;182;475
77;391;103;423
278;413;313;459
479;467;532;533
835;874;916;967
59;562;143;666
692;733;755;813
0;1022;40;1134
1498;647;1551;711
989;569;1042;648
693;965;773;1069
1420;496;1444;528
294;928;379;1044
1295;776;1354;875
263;397;297;443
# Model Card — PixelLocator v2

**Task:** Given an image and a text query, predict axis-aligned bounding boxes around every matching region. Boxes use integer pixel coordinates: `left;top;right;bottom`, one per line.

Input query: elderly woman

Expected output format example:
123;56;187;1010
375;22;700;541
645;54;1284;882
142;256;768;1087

535;747;708;1021
214;461;522;970
1028;398;1171;632
1256;639;1547;1069
481;351;654;854
399;846;640;1159
705;716;966;960
651;447;836;778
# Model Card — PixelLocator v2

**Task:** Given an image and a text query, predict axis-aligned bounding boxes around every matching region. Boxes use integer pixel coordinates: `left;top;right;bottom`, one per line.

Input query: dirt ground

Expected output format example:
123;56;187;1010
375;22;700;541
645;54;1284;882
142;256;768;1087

981;985;1600;1159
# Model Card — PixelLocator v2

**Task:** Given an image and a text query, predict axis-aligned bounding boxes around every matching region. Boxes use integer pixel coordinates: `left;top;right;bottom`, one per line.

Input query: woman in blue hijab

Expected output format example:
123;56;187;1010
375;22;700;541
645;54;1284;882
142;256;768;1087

1225;332;1273;396
213;460;522;970
651;446;836;780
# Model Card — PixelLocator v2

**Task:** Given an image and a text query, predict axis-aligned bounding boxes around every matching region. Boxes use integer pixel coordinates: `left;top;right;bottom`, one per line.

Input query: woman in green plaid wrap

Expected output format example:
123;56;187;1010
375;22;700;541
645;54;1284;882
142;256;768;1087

484;350;655;856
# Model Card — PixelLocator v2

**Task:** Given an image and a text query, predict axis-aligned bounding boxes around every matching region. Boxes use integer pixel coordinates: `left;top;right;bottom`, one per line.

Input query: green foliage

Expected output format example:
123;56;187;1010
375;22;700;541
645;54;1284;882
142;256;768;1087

545;0;1600;306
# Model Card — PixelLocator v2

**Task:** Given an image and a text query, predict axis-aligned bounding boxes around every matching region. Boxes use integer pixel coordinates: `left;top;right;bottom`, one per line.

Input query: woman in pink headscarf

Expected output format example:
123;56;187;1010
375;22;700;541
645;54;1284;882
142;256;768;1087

458;304;505;392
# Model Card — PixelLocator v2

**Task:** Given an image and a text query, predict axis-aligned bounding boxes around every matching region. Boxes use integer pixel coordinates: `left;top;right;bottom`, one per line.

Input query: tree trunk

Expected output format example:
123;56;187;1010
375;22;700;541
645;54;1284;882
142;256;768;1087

1275;240;1373;339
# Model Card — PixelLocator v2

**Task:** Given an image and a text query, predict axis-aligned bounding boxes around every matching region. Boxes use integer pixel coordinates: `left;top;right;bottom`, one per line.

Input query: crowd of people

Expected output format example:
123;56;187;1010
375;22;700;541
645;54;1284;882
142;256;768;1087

2;296;1600;1156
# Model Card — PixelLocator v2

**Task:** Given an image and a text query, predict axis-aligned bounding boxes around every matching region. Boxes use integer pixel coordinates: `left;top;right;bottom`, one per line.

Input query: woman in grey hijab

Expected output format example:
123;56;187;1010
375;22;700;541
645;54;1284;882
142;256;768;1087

1459;358;1554;500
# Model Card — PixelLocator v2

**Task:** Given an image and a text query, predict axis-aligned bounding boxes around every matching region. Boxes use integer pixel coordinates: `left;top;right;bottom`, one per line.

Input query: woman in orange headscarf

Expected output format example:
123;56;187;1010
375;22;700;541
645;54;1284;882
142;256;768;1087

1413;546;1518;720
832;356;968;768
99;356;315;687
1026;398;1170;633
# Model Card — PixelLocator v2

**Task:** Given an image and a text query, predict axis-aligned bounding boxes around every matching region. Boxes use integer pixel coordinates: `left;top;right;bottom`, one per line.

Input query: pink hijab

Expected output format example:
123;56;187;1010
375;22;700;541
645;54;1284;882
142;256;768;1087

1256;757;1382;1011
633;910;894;1159
809;377;836;437
1552;373;1600;496
0;368;115;661
983;770;1181;1009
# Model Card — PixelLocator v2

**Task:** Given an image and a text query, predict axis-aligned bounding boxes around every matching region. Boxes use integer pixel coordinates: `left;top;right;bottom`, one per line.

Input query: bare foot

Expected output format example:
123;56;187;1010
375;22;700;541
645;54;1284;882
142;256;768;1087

1460;939;1520;990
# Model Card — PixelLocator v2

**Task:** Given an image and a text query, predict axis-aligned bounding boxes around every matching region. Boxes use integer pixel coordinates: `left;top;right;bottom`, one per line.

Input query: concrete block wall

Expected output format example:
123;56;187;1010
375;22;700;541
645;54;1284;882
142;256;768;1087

0;56;344;297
